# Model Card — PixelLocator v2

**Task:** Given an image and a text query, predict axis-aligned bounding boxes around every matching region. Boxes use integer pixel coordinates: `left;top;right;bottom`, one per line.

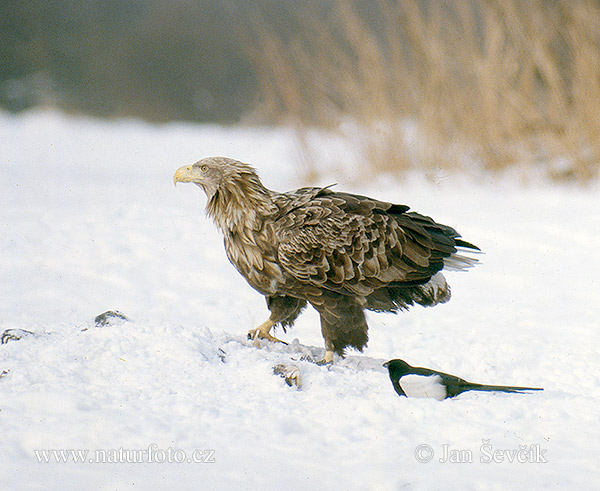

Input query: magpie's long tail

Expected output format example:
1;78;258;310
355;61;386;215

466;383;543;394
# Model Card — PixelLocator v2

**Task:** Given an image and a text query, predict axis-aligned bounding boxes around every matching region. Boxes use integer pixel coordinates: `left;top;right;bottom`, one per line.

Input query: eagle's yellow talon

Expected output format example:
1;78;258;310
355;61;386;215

247;319;287;346
315;350;334;365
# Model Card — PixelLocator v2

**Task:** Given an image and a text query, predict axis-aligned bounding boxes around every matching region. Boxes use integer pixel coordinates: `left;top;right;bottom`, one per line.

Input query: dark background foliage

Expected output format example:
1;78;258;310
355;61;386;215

1;0;259;122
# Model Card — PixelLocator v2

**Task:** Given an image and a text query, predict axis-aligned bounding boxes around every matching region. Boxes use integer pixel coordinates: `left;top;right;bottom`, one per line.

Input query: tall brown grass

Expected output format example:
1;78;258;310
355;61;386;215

244;0;600;182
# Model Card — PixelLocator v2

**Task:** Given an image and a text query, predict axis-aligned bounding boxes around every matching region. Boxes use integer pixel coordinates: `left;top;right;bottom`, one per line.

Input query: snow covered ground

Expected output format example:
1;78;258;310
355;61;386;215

1;109;599;490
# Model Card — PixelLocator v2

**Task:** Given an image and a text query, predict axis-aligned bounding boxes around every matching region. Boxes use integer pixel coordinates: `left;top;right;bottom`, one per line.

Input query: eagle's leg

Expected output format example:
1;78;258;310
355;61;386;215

313;295;369;365
315;347;334;366
248;295;307;347
248;318;288;346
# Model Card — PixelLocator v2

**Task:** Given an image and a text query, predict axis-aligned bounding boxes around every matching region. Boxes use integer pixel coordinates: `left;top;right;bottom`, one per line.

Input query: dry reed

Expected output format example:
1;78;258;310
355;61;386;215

243;0;600;182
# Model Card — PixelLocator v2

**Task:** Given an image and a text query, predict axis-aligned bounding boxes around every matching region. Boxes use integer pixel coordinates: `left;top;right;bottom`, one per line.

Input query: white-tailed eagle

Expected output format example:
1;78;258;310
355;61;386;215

174;157;479;364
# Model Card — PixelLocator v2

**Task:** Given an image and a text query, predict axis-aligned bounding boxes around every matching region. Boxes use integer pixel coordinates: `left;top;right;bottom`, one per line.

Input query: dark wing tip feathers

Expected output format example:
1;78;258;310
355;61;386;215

454;239;481;251
387;203;411;214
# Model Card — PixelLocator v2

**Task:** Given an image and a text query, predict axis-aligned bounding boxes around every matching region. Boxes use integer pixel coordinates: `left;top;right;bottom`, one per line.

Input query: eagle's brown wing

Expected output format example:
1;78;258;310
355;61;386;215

274;188;467;298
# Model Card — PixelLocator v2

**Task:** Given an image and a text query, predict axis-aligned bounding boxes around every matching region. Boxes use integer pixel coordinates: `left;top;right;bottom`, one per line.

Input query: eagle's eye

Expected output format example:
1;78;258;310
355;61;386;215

200;165;209;172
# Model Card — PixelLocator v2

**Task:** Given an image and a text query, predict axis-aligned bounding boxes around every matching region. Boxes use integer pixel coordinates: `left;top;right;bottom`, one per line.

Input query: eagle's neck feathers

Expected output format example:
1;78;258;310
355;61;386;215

206;172;277;233
205;171;283;294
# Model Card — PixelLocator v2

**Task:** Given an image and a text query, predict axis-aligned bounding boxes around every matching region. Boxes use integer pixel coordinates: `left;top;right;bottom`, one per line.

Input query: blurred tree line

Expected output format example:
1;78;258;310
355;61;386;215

2;0;599;180
1;0;266;122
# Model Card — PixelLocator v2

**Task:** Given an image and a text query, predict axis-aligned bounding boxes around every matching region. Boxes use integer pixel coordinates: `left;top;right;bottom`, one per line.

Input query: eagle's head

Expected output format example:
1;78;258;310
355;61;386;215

174;156;275;230
173;156;261;201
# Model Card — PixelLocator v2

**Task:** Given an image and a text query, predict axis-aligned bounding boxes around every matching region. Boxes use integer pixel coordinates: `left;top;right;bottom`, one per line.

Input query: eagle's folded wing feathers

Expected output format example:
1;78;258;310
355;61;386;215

275;192;449;297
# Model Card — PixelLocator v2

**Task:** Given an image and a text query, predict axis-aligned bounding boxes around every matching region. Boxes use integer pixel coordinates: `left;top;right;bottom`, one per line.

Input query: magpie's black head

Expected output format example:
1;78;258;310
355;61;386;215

383;359;413;379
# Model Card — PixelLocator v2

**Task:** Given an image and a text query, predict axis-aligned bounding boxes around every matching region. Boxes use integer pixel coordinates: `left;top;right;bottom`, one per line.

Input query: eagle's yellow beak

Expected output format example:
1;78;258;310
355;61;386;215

173;165;194;187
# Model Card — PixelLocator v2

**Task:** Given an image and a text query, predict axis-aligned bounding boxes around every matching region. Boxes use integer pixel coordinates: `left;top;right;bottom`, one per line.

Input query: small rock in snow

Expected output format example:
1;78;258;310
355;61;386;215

94;310;129;327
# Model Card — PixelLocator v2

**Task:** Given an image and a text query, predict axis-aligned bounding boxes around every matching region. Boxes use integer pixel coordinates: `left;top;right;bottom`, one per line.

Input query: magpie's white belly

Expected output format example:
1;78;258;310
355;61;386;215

398;374;447;400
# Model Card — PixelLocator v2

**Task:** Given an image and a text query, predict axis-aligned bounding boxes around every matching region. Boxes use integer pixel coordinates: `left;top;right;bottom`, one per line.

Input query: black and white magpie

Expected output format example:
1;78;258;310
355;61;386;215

383;359;543;400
